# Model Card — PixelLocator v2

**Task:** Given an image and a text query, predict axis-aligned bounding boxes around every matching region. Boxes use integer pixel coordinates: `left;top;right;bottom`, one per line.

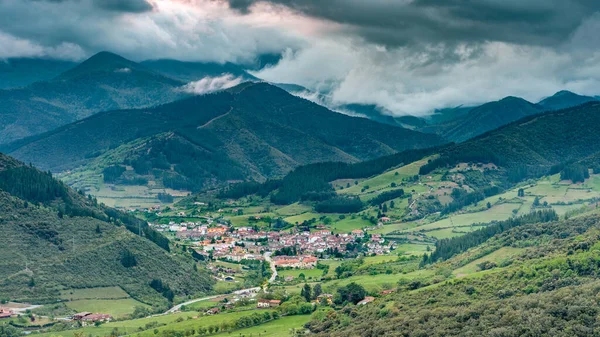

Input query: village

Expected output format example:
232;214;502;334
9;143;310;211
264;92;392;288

150;214;395;268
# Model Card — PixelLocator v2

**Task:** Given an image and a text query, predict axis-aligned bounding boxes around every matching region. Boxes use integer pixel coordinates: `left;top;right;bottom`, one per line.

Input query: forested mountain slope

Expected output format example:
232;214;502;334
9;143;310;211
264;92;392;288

6;82;444;192
0;153;212;307
421;101;600;178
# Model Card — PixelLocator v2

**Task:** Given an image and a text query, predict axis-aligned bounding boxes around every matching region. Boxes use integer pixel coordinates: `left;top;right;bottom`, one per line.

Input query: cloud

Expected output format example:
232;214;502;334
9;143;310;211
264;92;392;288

0;0;307;63
3;0;600;116
0;31;85;60
226;0;600;48
180;74;245;94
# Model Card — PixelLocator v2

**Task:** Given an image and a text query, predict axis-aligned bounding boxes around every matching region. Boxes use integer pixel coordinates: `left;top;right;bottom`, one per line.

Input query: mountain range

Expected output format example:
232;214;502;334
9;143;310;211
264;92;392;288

4;82;444;192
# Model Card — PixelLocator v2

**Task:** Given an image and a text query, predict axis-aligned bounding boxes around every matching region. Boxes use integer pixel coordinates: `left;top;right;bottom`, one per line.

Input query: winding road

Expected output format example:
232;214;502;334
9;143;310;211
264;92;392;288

163;252;277;315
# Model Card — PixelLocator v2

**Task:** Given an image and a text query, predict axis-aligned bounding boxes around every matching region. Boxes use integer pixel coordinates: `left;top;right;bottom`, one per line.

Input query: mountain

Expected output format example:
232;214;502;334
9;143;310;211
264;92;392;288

424;96;544;142
4;82;445;192
538;90;598;111
140;59;257;82
422;101;600;177
0;152;212;306
0;58;77;89
0;51;189;145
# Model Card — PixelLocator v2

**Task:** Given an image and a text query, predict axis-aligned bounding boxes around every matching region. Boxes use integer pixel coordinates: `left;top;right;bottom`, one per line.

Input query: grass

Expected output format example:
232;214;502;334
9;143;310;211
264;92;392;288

274;203;313;216
339;158;429;195
66;298;149;318
284;212;324;224
60;286;130;301
393;243;432;256
414;203;519;232
278;268;324;281
212;315;311;337
323;269;435;293
35;310;268;337
330;216;371;233
425;226;486;239
453;247;525;276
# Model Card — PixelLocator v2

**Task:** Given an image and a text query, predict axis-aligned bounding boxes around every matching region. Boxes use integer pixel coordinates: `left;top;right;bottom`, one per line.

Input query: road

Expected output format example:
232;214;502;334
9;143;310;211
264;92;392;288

163;252;276;315
264;252;277;284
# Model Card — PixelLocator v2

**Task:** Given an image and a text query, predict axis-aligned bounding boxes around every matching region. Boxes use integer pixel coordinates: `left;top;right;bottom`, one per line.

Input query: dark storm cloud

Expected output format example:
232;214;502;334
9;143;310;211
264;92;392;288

93;0;153;13
226;0;600;47
28;0;153;12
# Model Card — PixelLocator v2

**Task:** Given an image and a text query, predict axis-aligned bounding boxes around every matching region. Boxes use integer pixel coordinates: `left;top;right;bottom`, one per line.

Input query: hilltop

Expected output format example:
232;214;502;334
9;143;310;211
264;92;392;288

0;52;189;145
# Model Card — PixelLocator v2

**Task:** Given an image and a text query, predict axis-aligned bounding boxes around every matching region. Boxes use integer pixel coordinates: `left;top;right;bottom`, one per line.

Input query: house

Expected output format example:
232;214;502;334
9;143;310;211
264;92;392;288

380;217;391;223
269;300;281;307
257;299;271;308
72;312;92;320
357;296;375;305
0;308;14;319
380;289;396;295
284;276;295;282
351;229;365;238
80;313;112;325
206;308;220;315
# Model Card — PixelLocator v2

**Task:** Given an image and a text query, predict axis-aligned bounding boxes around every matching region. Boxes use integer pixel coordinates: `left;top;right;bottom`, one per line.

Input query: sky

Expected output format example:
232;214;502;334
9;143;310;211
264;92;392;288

2;0;600;116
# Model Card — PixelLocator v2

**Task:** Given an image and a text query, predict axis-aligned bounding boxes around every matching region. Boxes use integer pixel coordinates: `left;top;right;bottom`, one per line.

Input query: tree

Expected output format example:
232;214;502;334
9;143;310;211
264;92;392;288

518;188;525;197
390;200;395;209
95;224;101;234
312;284;322;300
382;203;388;213
120;249;137;268
533;196;540;207
0;324;20;337
301;283;312;302
336;282;366;305
487;202;492;209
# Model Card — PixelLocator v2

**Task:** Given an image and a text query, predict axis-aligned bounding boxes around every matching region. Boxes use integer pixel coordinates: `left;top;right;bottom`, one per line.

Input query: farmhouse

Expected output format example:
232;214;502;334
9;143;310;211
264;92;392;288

80;313;112;326
0;308;14;319
257;299;271;308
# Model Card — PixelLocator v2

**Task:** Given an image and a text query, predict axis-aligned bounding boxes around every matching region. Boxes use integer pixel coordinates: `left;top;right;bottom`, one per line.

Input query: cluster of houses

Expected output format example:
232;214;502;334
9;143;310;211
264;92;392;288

150;218;395;263
272;255;318;268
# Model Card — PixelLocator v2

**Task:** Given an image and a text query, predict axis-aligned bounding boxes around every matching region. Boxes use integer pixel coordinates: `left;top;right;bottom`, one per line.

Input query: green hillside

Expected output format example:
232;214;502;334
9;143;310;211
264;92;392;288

0;153;212;308
423;101;600;176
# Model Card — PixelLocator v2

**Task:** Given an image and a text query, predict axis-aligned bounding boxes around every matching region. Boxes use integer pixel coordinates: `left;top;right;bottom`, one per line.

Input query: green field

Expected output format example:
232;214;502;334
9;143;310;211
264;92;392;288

66;298;149;318
213;315;311;337
60;286;130;301
274;203;313;216
278;268;324;280
340;158;429;195
323;269;435;293
453;247;525;276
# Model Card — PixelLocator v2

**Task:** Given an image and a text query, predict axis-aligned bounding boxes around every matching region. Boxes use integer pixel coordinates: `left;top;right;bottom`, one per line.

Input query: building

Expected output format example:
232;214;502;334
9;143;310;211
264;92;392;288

80;313;112;325
257;299;271;308
72;312;92;320
357;296;375;305
206;308;220;315
269;300;281;307
0;308;14;319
